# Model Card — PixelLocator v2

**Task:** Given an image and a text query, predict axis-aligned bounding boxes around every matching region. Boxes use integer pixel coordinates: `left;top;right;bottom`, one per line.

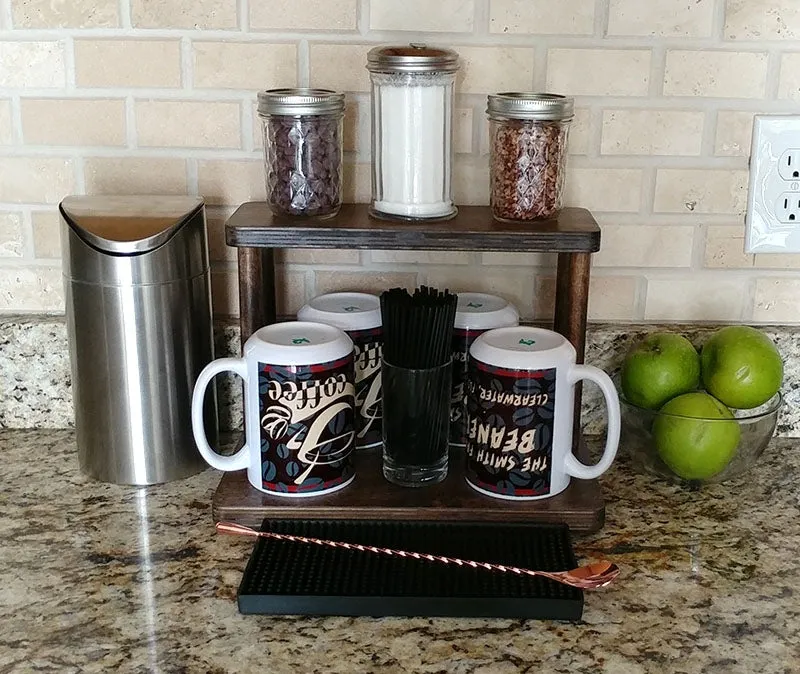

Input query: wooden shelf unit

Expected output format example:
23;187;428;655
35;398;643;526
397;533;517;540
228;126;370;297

219;202;605;532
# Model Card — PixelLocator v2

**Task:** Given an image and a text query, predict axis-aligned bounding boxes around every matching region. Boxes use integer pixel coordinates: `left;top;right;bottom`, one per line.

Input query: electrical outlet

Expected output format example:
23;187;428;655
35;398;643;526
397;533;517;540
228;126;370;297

778;149;800;181
745;115;800;253
776;192;800;223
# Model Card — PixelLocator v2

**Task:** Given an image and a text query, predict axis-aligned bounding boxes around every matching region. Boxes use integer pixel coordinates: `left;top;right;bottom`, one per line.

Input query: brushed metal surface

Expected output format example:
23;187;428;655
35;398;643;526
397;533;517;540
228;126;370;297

62;198;217;485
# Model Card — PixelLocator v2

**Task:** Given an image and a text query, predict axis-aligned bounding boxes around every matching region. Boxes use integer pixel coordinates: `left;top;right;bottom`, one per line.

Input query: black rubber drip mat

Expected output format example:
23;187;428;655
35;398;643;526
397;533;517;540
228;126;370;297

237;519;584;619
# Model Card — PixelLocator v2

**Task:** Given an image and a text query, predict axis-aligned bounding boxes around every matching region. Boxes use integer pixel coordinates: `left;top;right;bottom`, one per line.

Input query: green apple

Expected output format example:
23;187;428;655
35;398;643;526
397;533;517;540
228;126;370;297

653;392;740;481
701;326;783;409
621;332;700;410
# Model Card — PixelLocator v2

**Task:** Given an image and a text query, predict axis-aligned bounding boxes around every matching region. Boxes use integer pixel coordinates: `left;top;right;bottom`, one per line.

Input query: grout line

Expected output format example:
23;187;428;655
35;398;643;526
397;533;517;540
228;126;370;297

713;0;726;41
2;0;13;28
595;0;610;38
119;0;131;29
298;38;309;87
73;153;86;193
180;36;192;90
473;0;489;37
533;43;548;91
764;49;781;100
241;97;253;152
239;0;249;32
357;0;370;36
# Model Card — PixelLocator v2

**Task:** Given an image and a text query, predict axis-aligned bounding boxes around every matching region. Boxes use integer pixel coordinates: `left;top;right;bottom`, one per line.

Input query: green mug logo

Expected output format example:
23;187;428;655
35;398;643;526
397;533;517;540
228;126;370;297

292;337;310;344
343;306;360;312
518;338;536;346
467;302;483;308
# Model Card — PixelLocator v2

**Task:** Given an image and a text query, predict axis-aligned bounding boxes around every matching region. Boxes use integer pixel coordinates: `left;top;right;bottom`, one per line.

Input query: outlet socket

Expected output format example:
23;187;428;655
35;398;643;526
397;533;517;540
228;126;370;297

745;115;800;253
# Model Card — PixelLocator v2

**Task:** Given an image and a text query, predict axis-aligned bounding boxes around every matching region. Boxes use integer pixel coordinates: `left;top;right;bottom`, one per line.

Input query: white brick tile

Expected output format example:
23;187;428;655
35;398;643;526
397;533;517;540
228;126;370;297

664;50;767;98
753;278;800;322
0;212;24;257
645;277;745;321
0;267;63;311
564;168;643;212
131;0;237;29
251;0;357;30
31;211;61;259
594;225;695;267
654;169;749;215
371;0;474;32
715;111;754;156
21;98;126;147
420;268;532;319
725;0;800;40
609;0;715;37
704;225;753;268
0;101;12;145
315;271;418;295
588;276;638;320
778;53;800;100
481;252;556;267
0;42;65;88
75;40;180;88
136;100;241;149
754;253;800;269
11;0;119;27
197;160;265;206
455;108;473;154
457;46;535;94
601;110;704;156
193;42;297;90
84;157;188;195
371;250;471;264
279;249;360;264
490;0;594;35
0;158;74;204
569;108;591;155
547;49;650;97
310;44;372;93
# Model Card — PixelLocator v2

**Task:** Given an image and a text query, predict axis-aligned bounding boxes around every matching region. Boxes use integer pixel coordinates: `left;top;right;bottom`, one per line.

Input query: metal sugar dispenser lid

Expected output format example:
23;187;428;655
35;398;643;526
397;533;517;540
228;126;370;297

487;93;575;122
366;43;460;73
257;88;345;117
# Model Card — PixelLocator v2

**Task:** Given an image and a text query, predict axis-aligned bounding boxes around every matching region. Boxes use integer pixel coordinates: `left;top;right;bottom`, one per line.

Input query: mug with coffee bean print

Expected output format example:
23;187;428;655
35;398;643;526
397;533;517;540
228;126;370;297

298;292;383;449
191;322;356;497
450;293;519;448
465;326;620;500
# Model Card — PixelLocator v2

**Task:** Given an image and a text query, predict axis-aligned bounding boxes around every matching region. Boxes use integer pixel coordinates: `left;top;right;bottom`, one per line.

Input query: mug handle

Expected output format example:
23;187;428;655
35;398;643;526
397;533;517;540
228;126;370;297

563;364;621;480
191;357;250;472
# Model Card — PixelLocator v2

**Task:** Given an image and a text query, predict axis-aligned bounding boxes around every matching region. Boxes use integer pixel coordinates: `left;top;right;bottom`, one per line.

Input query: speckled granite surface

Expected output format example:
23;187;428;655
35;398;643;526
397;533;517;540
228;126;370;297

2;316;800;438
1;429;798;673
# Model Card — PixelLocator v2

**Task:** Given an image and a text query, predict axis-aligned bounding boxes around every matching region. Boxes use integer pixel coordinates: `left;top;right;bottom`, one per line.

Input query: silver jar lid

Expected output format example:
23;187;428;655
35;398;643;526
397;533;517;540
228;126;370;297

257;88;345;117
487;93;574;122
366;43;460;73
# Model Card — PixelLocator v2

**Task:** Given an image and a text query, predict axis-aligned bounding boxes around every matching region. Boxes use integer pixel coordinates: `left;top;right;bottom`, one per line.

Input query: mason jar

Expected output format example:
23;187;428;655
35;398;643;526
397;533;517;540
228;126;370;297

257;88;345;219
367;44;459;221
487;93;574;222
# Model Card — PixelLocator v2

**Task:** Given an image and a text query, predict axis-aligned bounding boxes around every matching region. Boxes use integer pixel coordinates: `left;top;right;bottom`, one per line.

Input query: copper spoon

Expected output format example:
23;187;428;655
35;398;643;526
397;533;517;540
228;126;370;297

216;521;620;590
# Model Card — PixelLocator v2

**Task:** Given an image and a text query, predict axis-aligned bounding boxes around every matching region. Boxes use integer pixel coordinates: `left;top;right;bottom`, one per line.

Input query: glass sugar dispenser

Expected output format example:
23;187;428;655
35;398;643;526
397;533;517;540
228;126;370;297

487;93;574;222
257;88;345;219
367;44;460;221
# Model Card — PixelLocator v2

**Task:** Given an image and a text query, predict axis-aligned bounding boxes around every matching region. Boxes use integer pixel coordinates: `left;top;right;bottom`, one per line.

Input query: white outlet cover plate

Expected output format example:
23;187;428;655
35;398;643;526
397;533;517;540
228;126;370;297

745;114;800;253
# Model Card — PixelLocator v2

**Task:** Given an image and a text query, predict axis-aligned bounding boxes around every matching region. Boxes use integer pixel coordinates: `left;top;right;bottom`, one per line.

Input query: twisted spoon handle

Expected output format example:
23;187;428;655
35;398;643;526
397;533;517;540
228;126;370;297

216;521;618;590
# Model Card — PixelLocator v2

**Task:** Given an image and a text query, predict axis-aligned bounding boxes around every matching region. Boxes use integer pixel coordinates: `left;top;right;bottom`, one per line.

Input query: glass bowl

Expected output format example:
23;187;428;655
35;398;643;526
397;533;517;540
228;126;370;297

620;391;782;486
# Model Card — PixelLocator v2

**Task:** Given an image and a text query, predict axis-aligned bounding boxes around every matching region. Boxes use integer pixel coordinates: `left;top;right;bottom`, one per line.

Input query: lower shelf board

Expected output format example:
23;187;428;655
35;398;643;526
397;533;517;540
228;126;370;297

212;441;605;533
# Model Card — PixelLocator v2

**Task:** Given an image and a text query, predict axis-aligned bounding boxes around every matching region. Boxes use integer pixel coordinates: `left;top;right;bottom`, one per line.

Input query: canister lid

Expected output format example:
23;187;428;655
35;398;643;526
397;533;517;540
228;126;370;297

470;327;574;370
487;93;574;122
455;293;519;331
257;88;345;117
297;293;382;331
60;195;204;255
246;321;353;367
366;43;460;73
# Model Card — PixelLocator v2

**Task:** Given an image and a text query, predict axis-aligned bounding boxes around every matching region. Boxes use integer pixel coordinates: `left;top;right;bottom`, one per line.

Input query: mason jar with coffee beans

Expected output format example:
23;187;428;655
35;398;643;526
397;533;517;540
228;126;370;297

257;88;345;219
487;93;573;223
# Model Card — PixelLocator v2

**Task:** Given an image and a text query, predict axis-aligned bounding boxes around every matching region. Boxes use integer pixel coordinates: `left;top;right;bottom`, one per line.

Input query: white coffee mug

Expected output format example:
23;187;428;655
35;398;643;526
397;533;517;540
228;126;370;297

191;321;357;497
465;326;620;500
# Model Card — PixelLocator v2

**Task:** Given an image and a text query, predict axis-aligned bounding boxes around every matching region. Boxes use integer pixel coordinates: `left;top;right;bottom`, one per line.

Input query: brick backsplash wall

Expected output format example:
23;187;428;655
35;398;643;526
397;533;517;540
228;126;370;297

1;0;799;323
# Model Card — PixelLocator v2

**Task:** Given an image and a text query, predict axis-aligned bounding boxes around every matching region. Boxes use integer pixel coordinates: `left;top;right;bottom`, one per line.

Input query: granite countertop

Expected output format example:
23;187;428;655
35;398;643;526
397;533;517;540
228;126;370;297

2;430;799;673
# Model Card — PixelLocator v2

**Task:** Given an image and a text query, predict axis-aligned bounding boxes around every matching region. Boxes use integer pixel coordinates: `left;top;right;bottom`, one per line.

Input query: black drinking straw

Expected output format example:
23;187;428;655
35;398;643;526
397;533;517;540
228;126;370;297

380;287;457;474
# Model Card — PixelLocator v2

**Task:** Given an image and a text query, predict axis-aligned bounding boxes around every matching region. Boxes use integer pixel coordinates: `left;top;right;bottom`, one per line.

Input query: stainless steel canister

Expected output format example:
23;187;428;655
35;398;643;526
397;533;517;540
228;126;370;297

60;195;218;485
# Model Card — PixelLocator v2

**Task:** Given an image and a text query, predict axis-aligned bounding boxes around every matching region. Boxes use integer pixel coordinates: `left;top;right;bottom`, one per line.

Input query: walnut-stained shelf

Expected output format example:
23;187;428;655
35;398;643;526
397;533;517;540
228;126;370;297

220;202;606;533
